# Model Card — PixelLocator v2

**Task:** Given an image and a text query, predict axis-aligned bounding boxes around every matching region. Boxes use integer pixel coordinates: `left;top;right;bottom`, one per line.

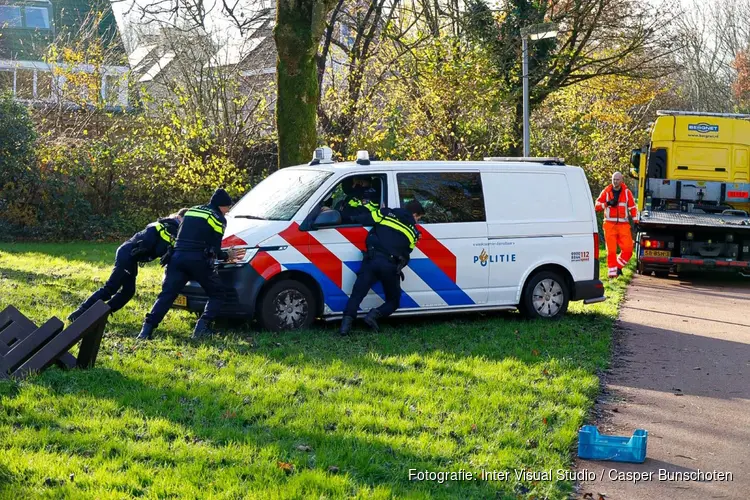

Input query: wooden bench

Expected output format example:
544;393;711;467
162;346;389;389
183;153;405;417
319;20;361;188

0;301;110;380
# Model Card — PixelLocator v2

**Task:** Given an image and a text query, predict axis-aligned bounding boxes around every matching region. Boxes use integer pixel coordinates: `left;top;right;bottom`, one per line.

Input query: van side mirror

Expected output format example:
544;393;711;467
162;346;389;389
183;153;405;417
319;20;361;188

312;209;341;228
629;149;641;178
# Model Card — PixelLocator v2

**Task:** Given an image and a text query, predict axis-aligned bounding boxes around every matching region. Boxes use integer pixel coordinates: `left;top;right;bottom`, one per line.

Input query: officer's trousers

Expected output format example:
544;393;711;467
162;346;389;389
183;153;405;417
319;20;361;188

145;252;225;327
78;243;138;313
344;255;401;318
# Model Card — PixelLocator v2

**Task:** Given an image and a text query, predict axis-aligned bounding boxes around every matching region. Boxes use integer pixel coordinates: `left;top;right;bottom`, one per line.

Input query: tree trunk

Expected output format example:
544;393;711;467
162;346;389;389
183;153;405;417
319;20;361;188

274;1;320;168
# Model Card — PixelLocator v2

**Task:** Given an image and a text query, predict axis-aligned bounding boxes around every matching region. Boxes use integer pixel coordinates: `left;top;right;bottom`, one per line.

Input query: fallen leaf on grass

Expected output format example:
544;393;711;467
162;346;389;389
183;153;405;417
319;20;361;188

532;349;540;356
223;410;237;419
542;417;548;425
277;461;294;474
470;424;478;433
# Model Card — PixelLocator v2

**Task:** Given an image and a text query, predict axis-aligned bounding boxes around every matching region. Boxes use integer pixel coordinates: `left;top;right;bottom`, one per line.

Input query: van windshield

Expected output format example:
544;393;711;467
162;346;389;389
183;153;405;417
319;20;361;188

229;168;333;221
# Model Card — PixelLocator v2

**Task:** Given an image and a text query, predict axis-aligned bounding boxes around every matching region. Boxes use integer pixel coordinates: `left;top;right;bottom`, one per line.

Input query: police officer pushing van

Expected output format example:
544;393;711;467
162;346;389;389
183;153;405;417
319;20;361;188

339;196;425;335
67;209;187;322
137;189;237;340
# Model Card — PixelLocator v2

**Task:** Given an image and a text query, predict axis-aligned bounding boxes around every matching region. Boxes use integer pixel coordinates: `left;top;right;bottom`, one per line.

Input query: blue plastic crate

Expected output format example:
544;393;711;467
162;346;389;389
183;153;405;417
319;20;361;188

577;425;648;463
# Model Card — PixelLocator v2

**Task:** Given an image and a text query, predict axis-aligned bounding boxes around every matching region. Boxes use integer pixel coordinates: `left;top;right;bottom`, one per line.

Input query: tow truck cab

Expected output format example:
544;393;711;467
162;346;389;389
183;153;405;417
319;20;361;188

629;110;750;276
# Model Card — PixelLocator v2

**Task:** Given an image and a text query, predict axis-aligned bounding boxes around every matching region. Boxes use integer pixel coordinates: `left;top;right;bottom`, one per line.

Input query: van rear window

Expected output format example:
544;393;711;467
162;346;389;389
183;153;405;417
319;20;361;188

397;172;486;223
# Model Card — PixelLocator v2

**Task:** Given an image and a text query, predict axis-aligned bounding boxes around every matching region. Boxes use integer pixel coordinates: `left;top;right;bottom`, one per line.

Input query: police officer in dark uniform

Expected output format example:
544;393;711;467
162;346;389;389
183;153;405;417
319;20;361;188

67;209;187;322
341;186;380;223
137;189;236;340
339;198;425;335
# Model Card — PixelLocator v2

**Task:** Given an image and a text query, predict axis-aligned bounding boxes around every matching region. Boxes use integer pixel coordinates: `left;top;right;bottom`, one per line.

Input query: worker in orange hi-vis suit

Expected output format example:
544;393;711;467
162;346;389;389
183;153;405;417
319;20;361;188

594;172;639;278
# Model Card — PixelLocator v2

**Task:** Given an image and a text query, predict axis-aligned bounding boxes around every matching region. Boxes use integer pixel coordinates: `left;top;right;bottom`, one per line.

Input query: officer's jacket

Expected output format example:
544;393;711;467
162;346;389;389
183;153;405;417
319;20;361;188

127;217;180;262
341;197;379;223
174;203;228;259
355;207;420;260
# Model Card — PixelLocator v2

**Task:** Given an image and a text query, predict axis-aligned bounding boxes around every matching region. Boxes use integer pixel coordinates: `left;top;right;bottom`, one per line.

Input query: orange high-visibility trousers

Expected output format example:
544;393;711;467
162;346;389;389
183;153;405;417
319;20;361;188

603;221;633;277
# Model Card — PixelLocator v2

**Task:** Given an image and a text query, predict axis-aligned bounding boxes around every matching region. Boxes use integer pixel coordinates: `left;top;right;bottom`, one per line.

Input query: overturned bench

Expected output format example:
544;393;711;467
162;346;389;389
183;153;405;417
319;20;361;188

0;301;110;380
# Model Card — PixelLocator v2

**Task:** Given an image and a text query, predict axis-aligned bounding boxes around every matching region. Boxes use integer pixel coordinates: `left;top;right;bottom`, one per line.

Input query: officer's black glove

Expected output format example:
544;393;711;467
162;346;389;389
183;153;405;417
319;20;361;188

159;248;173;267
607;198;618;207
399;271;405;281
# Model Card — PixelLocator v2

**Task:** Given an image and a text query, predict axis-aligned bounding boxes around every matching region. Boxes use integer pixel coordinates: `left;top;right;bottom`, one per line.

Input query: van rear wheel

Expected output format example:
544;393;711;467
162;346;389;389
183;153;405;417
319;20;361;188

258;279;317;331
520;271;569;320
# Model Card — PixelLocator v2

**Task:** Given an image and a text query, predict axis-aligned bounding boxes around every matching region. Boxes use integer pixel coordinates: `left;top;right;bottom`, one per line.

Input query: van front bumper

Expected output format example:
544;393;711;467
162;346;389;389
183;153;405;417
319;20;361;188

572;279;606;305
171;265;265;318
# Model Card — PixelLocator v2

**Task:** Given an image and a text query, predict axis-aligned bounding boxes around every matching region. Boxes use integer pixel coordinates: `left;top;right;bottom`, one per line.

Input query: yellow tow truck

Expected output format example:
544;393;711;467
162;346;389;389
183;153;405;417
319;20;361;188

629;110;750;276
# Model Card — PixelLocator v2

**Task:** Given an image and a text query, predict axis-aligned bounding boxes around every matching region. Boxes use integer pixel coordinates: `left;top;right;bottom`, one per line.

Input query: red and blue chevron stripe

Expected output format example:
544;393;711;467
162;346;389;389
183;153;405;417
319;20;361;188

229;222;474;313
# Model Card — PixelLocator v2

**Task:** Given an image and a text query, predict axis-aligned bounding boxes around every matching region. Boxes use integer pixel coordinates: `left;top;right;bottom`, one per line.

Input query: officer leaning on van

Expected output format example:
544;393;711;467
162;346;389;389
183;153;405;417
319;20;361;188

67;208;188;322
595;171;638;279
137;189;237;341
339;195;425;335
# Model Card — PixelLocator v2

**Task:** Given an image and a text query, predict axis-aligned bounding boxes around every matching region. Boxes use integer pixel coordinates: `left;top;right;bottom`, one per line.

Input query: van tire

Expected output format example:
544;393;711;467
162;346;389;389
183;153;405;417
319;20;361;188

520;271;569;320
257;279;317;332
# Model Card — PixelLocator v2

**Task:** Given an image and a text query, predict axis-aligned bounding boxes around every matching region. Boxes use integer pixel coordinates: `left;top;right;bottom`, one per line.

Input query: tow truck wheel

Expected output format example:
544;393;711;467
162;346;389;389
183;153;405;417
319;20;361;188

520;271;569;320
258;279;317;332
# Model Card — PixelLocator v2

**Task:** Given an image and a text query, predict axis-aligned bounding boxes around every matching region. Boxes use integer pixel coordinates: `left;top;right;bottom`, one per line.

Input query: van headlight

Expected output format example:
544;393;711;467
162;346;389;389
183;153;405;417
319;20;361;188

217;247;259;268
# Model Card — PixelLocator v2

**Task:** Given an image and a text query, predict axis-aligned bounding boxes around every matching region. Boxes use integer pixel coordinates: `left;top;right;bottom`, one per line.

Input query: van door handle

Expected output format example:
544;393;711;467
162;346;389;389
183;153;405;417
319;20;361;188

715;167;726;172
677;166;688;170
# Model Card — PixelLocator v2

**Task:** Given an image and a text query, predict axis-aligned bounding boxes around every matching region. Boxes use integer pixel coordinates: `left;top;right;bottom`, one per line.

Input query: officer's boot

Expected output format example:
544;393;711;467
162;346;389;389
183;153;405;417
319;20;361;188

137;322;155;341
192;318;215;340
363;309;382;332
339;316;354;336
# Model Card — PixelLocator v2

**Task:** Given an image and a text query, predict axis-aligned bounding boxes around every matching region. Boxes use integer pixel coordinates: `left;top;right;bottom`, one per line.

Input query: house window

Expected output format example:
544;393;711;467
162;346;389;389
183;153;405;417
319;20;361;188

16;69;34;99
103;74;120;105
0;3;51;30
0;5;22;27
23;6;50;29
0;70;13;93
36;70;53;99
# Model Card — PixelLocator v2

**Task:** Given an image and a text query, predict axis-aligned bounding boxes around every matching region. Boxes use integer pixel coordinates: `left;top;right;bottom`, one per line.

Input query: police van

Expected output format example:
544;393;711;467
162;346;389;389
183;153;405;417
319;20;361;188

174;148;606;331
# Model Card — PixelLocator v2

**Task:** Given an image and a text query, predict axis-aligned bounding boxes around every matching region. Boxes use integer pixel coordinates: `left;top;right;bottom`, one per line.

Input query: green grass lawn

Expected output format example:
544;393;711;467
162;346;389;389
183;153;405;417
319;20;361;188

0;243;631;499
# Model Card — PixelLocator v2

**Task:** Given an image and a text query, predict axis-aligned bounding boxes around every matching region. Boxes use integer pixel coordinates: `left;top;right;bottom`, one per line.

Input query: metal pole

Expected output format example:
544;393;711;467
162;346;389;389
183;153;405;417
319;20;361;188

522;36;530;157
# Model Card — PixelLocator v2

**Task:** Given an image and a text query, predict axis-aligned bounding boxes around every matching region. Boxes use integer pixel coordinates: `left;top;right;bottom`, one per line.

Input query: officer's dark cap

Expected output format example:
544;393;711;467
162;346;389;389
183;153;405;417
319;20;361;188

405;200;425;216
210;188;234;207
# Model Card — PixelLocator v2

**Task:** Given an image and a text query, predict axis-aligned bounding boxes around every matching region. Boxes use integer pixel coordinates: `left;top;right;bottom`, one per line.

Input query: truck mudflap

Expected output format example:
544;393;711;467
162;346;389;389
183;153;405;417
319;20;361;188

171;264;266;318
573;279;606;305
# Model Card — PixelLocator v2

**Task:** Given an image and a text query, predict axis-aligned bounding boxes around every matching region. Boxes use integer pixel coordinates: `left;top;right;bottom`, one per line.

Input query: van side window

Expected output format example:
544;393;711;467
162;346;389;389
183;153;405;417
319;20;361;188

397;172;486;223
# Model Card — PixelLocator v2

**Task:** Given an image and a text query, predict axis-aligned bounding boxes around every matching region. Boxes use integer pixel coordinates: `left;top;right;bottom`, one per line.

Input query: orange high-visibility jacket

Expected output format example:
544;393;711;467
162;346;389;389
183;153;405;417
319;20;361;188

595;184;638;224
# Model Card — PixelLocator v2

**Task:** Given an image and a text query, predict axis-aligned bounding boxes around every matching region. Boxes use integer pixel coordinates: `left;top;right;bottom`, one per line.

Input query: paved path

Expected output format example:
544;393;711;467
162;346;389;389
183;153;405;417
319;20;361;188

575;273;750;500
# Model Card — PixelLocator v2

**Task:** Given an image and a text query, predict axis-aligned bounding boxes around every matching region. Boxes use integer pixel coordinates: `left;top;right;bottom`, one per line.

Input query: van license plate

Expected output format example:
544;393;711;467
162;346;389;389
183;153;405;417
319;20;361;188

644;250;671;257
174;295;187;307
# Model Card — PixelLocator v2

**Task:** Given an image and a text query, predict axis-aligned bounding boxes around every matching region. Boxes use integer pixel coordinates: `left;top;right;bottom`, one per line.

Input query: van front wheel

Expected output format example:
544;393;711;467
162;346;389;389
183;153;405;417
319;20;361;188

258;279;317;331
520;271;569;320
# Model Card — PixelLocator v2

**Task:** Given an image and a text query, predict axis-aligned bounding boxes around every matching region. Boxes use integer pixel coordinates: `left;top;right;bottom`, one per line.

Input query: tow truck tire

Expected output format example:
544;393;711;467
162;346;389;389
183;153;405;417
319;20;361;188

520;271;569;320
257;279;317;332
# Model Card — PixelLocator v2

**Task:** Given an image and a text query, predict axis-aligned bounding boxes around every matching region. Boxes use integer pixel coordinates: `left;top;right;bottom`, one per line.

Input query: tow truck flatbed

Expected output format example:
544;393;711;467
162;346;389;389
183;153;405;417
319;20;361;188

638;210;750;230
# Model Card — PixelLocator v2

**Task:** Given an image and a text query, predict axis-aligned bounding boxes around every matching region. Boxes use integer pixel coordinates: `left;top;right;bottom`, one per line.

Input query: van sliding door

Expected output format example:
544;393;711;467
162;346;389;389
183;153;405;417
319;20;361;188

395;171;489;308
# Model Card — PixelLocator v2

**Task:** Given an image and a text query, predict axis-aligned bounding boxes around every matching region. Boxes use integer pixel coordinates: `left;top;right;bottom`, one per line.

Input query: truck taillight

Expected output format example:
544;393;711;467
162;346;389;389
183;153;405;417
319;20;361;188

594;233;600;260
643;239;664;249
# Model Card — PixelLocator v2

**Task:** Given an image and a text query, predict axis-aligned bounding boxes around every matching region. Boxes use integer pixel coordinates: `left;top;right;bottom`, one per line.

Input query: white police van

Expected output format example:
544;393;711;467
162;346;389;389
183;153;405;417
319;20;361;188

174;148;605;331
